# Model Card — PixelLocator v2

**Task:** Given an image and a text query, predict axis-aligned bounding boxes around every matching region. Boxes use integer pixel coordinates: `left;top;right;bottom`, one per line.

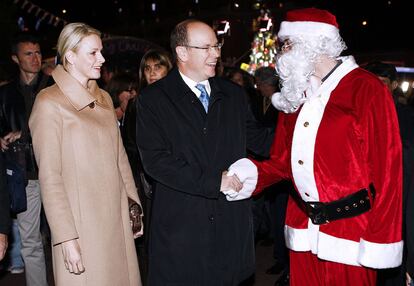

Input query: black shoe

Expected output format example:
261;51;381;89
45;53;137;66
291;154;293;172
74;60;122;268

274;272;289;286
266;261;286;275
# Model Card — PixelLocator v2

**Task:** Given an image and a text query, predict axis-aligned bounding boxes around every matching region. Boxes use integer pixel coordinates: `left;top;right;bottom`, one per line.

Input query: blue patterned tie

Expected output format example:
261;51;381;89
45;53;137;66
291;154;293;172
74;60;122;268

195;83;209;112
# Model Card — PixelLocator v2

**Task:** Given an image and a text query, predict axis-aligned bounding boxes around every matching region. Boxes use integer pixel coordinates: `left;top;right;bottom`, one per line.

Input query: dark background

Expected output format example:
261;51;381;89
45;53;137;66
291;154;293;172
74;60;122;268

1;0;413;72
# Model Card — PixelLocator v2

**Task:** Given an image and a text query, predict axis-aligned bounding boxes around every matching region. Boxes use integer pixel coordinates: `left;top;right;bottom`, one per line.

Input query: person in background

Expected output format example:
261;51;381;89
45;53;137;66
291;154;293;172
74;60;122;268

106;72;137;125
127;48;173;190
252;67;279;127
124;48;174;186
138;49;173;91
136;19;271;285
29;22;143;286
364;61;402;103
252;66;290;286
225;68;252;88
0;32;52;286
224;67;256;98
223;68;259;134
228;8;403;286
227;68;245;87
0;63;25;275
120;48;173;285
99;61;116;88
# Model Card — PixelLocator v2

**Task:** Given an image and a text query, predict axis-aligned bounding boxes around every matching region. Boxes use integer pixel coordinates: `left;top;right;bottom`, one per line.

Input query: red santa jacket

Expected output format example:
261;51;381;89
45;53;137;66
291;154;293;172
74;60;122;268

253;56;403;268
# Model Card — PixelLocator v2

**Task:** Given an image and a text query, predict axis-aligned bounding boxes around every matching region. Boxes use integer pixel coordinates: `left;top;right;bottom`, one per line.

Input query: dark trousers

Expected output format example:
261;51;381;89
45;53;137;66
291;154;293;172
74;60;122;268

252;180;290;268
268;181;290;267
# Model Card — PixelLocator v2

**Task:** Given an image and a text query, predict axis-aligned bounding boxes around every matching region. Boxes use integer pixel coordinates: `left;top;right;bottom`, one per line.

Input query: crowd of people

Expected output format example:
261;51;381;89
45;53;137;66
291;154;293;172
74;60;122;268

0;6;413;286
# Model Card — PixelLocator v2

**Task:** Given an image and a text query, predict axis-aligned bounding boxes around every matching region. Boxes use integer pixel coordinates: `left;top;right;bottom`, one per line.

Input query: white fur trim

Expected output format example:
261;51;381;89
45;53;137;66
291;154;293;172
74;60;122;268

285;224;403;268
290;56;359;202
225;158;258;201
284;225;311;251
358;239;403;269
290;94;324;202
286;225;361;266
317;232;361;266
278;21;340;40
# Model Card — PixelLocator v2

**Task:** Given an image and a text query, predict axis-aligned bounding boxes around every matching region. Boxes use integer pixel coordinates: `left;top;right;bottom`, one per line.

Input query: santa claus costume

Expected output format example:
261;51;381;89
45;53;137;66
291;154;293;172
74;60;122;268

226;8;403;286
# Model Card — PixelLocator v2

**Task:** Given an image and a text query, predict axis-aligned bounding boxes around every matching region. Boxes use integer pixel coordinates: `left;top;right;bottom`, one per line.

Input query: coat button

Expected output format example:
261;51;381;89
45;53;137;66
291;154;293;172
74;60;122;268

298;160;304;165
203;127;207;134
209;215;214;222
304;121;309;127
89;102;95;109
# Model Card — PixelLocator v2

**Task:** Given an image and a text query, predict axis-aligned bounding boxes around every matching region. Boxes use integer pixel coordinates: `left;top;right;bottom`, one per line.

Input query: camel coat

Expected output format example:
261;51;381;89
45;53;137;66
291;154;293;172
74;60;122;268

29;65;142;286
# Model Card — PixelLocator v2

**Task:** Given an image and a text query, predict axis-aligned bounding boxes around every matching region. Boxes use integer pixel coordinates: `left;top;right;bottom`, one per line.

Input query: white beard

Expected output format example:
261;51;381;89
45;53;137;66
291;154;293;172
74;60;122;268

273;47;316;113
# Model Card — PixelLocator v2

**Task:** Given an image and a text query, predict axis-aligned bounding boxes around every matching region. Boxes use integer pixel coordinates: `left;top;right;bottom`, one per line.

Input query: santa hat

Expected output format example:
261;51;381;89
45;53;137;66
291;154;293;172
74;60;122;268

278;8;340;40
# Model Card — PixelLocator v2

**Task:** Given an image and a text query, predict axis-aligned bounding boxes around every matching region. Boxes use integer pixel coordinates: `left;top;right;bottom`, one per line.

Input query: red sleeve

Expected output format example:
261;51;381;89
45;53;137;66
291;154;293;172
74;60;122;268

358;83;403;267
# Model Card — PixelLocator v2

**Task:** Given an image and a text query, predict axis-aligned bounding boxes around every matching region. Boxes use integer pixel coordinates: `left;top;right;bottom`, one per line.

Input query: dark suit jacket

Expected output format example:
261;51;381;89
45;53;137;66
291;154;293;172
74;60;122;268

136;67;271;286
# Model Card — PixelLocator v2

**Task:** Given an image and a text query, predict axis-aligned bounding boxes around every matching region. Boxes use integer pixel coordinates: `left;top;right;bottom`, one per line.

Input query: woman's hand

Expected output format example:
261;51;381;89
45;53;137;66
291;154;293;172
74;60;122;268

0;234;8;261
407;272;413;286
1;131;22;151
128;198;143;239
61;239;85;274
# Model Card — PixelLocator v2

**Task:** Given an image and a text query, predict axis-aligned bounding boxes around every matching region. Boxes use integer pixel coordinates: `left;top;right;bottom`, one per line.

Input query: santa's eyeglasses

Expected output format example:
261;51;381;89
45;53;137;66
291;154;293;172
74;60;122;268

276;40;293;54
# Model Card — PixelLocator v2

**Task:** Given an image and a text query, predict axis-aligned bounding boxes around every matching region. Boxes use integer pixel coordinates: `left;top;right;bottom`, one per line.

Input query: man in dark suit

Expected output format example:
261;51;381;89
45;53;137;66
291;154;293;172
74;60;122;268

136;19;271;285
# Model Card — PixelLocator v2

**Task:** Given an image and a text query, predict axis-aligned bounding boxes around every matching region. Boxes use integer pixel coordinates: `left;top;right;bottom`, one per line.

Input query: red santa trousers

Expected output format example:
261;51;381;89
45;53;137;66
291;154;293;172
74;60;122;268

290;250;377;286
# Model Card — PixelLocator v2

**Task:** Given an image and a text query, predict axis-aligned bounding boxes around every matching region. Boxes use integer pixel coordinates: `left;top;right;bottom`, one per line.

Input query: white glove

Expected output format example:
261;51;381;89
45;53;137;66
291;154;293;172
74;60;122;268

224;158;258;201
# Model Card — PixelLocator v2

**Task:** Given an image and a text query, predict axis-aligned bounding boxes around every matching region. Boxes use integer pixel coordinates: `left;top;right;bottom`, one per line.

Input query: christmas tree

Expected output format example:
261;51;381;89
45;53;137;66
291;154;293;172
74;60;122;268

245;10;277;75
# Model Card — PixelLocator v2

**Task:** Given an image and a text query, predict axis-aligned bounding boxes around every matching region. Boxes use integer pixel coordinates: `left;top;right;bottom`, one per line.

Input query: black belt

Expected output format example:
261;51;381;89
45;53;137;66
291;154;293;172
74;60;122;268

304;184;376;225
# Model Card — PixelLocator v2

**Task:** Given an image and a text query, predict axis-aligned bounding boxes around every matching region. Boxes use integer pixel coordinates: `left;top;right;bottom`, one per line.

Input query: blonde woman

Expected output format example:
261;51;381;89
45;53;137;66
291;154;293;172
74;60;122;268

29;23;143;286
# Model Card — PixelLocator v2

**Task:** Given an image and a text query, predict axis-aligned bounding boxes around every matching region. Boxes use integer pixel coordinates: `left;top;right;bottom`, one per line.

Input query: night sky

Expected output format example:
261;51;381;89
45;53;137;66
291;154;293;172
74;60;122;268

1;0;412;65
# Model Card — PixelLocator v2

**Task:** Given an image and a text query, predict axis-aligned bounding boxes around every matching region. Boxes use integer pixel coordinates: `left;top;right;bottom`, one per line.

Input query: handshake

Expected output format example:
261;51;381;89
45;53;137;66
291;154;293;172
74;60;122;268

220;158;258;201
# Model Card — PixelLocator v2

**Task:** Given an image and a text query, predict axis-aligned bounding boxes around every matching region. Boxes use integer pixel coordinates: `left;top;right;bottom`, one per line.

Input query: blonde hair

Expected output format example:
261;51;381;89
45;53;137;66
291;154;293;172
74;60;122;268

57;22;101;69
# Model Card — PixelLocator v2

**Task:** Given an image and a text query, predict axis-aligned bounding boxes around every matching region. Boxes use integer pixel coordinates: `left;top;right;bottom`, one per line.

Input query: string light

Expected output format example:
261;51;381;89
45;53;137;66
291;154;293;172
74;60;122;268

12;0;69;28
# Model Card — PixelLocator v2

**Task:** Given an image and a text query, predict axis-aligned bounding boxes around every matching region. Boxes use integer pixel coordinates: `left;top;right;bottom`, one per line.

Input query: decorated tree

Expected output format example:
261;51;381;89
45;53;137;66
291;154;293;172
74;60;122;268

245;11;277;75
